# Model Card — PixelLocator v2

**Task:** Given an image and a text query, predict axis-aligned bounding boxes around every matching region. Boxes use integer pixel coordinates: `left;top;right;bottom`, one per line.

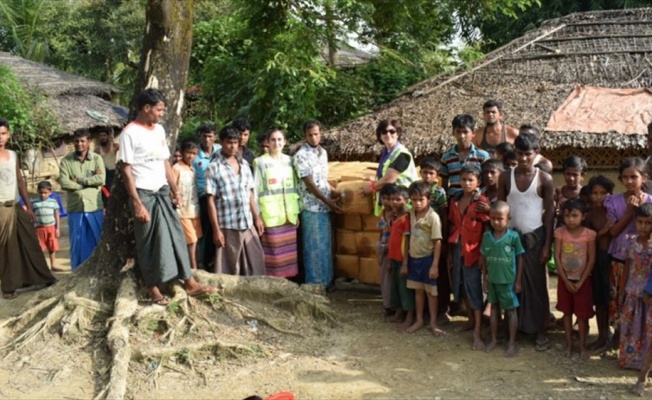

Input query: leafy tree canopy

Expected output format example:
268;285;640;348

475;0;650;51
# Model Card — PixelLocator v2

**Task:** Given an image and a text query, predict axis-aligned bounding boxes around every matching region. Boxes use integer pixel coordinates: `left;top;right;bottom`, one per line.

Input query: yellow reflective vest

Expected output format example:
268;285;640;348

374;144;417;216
253;153;300;227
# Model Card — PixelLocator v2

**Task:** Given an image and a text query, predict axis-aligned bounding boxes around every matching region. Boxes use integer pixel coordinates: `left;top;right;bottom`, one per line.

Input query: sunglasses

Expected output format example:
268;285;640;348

381;129;397;135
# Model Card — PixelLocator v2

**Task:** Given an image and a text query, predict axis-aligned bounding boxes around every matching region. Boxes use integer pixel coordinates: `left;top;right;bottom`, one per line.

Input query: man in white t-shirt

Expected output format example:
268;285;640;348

118;89;216;305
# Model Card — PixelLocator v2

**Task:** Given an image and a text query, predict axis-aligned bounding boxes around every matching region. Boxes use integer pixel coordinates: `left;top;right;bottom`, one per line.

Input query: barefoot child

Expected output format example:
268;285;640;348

402;181;444;335
605;158;652;348
449;165;490;349
619;203;652;370
631;272;652;396
387;186;415;330
31;181;63;272
419;157;450;320
554;198;596;359
584;175;614;350
173;140;203;270
555;156;587;226
376;184;398;317
481;201;524;357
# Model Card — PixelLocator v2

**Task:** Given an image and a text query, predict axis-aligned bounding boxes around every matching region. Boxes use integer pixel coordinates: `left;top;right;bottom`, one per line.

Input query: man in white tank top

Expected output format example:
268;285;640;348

498;132;555;351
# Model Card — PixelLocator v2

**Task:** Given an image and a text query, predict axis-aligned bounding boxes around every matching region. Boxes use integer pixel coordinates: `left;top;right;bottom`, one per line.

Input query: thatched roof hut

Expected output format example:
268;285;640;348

0;52;128;135
323;8;652;167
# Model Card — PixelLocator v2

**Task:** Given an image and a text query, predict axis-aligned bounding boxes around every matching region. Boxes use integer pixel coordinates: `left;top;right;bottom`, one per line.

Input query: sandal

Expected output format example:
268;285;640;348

151;295;171;306
535;337;551;352
2;292;17;300
186;284;217;298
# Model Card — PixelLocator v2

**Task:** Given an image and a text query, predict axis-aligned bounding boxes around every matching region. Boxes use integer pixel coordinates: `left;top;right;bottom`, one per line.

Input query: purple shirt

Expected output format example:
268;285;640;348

605;193;652;261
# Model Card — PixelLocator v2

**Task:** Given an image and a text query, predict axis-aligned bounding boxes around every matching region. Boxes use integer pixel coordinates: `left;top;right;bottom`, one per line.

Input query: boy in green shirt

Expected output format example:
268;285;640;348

480;201;524;357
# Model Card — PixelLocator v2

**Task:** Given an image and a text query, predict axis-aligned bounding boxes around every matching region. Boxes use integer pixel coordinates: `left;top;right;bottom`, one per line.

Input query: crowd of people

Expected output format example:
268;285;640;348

2;93;652;395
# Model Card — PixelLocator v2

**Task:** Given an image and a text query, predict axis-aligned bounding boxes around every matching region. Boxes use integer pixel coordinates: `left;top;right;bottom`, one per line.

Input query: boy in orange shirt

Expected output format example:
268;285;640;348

449;165;490;350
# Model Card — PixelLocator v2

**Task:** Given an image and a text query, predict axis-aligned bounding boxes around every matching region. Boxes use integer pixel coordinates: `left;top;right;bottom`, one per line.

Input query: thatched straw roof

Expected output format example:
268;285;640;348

0;52;128;135
323;8;652;166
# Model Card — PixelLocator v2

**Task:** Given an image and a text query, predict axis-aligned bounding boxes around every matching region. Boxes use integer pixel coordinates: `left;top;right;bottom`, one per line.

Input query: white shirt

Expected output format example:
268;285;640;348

0;150;18;203
118;122;170;191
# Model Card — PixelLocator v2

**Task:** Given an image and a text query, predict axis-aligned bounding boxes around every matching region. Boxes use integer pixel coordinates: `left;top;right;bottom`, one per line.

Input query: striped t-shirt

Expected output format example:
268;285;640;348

440;144;490;197
32;197;59;227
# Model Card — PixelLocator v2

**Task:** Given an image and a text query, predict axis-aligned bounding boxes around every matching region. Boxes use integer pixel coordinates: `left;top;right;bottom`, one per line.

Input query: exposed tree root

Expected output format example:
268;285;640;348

222;298;302;336
105;272;138;400
132;340;265;362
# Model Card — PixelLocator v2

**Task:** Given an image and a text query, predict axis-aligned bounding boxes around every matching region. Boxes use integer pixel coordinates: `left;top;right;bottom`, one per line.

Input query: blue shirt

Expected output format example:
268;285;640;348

193;143;221;197
440;144;490;197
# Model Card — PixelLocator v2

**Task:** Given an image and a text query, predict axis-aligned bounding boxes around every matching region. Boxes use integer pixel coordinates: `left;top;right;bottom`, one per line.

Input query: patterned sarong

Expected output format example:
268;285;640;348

261;223;298;278
301;211;332;285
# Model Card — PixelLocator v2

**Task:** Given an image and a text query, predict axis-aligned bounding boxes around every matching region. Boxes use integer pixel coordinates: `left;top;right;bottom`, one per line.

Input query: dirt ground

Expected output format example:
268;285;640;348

0;218;643;399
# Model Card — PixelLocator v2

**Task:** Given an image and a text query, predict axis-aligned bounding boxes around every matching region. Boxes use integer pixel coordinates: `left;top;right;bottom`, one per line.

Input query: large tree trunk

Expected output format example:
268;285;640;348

131;0;195;150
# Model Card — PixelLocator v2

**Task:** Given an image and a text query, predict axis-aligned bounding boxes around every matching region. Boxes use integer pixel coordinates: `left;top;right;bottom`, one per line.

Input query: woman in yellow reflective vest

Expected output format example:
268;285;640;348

253;128;301;278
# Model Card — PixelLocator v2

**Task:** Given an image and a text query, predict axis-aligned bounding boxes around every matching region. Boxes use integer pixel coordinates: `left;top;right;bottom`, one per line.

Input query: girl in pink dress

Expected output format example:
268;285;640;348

619;203;652;370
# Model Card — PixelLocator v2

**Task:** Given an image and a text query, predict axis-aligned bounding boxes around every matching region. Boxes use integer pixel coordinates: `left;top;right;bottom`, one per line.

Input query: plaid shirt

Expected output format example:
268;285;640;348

205;152;254;230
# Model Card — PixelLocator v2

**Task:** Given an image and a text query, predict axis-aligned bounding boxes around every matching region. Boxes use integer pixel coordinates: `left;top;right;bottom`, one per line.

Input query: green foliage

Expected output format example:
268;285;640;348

475;0;650;51
0;0;56;61
0;66;60;153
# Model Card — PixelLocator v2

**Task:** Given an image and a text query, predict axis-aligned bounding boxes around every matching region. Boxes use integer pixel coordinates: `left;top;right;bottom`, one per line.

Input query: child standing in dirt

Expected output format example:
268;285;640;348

387;186;414;330
173;140;202;270
555;156;587;226
376;184;398;318
481;201;524;357
605;157;652;349
584;175;614;350
418;157;450;320
554;198;596;359
401;181;444;336
31;181;62;272
448;165;490;350
631;271;652;396
619;203;652;370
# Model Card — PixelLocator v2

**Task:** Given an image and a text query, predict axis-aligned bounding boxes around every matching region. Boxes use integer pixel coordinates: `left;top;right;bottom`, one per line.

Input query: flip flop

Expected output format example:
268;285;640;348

186;284;217;298
151;296;171;306
2;292;17;300
535;337;551;352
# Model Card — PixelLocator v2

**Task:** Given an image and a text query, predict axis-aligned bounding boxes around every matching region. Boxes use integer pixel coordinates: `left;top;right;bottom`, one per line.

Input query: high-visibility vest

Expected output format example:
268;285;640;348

254;153;300;227
374;144;417;216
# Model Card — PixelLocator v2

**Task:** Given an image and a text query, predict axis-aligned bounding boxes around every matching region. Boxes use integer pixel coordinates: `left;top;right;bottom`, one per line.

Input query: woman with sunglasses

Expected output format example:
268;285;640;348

365;119;417;216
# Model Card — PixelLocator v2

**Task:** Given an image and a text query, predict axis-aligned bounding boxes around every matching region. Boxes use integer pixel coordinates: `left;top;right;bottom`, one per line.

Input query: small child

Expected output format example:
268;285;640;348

632;272;652;396
172;146;182;165
555;156;587;226
173;140;203;270
502;151;517;169
495;142;515;164
619;203;652;370
554;198;596;359
584;175;614;350
31;181;62;272
376;183;398;318
258;131;270;155
481;201;524;357
448;165;490;350
402;181;444;336
387;186;414;330
605;157;652;346
481;158;503;204
419;157;450;320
